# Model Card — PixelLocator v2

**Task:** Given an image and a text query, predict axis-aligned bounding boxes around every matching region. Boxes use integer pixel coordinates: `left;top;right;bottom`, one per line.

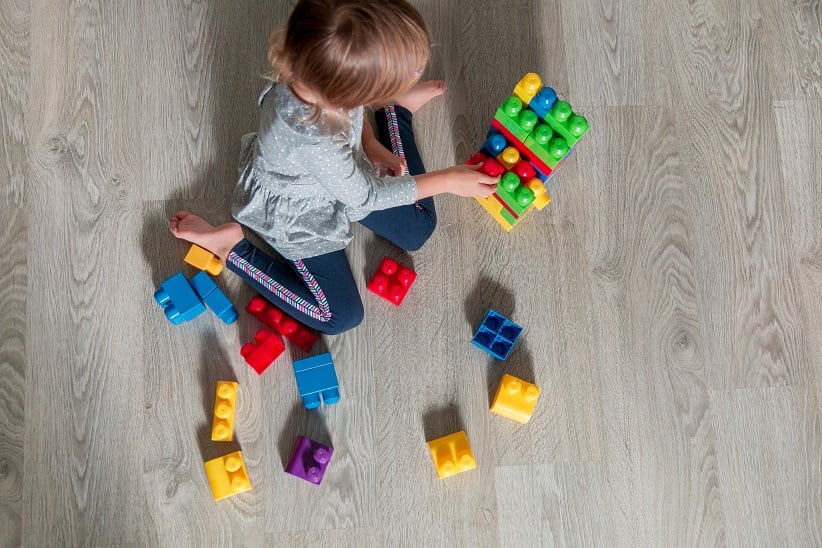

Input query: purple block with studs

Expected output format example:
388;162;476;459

285;436;333;485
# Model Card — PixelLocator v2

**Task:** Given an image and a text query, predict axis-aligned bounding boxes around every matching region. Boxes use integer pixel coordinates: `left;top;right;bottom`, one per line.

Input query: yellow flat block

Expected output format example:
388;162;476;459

204;451;252;501
427;431;476;479
185;244;223;276
475;196;514;232
211;381;238;442
491;374;541;424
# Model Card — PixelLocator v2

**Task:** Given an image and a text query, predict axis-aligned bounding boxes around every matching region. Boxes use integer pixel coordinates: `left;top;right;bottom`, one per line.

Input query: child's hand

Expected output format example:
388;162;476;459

444;163;499;198
365;142;408;177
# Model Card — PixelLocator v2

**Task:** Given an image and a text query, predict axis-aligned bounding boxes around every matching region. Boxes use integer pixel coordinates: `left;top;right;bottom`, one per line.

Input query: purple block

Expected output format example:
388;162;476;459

285;436;333;485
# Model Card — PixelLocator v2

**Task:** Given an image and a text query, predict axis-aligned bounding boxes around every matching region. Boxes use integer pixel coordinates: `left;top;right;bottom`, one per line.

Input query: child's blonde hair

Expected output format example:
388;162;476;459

268;0;431;113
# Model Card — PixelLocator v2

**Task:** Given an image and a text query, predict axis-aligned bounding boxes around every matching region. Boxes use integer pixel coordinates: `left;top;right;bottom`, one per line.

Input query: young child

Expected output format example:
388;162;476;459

170;0;499;335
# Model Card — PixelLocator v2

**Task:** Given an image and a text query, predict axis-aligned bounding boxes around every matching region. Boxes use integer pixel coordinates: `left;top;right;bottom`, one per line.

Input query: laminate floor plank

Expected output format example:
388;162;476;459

23;1;146;545
712;387;822;547
0;0;29;207
0;207;26;548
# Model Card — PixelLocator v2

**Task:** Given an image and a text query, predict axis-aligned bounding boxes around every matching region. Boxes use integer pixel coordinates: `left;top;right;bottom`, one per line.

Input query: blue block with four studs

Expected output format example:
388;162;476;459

471;309;523;360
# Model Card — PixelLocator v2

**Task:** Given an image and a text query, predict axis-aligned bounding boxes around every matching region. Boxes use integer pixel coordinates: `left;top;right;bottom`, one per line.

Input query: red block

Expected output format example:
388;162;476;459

367;257;417;306
240;328;285;375
246;295;318;352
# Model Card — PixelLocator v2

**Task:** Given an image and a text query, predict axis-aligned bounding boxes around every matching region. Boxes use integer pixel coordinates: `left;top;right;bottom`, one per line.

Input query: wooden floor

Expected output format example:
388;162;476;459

1;0;820;546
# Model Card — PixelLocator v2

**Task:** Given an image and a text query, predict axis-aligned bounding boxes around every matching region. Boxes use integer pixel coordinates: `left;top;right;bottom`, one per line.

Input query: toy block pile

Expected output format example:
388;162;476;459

471;72;589;231
154;244;238;325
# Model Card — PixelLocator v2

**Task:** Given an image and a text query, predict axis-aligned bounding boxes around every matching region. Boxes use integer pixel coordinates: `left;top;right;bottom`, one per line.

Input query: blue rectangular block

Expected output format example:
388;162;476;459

154;272;205;324
190;271;238;324
292;352;340;409
471;309;523;360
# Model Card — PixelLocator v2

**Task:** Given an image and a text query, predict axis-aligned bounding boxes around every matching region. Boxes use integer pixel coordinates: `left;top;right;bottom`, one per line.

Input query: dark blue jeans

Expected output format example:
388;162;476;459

226;105;436;335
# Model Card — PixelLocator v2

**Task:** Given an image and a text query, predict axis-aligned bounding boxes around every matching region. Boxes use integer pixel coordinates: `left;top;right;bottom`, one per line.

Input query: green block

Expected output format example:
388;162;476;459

544;100;589;148
495;172;535;216
500;207;517;225
524;124;570;169
494;96;539;143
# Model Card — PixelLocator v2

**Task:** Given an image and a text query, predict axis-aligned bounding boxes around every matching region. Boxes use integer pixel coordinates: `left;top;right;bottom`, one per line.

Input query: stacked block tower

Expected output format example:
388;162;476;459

470;73;589;231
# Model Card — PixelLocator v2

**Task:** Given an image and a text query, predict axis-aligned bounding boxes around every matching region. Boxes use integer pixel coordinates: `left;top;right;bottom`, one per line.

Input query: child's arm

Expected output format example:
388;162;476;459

414;164;498;200
361;118;407;176
360;113;498;199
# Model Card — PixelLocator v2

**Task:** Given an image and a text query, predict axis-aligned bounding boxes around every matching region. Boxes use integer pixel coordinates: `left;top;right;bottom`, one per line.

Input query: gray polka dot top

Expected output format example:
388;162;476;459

231;83;418;260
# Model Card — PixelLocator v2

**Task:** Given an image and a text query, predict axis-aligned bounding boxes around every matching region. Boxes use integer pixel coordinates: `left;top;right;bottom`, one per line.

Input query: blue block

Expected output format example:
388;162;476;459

190;271;238;324
292;352;340;409
471;309;523;360
154;272;205;324
481;131;507;158
529;86;557;120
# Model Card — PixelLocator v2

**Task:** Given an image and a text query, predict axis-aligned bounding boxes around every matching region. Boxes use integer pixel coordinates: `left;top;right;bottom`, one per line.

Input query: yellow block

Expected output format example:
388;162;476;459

427;431;476;479
526;179;551;210
185;244;223;276
513;72;543;105
491;374;541;424
211;381;238;442
204;451;252;501
475;196;514;232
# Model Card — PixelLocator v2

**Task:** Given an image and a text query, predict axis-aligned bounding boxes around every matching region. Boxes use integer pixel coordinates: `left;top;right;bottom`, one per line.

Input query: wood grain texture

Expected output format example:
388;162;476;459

758;0;822;100
664;0;811;390
140;1;288;201
0;207;26;548
573;104;727;547
711;387;822;547
5;0;822;545
23;1;144;545
0;0;29;208
495;463;613;547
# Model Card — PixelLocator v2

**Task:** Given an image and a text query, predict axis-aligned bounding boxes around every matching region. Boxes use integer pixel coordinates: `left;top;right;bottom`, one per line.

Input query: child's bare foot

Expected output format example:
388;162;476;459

169;211;244;261
393;80;447;113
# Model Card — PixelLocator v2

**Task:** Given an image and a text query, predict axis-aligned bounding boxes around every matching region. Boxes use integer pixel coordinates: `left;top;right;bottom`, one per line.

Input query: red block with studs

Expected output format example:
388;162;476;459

246;295;318;352
367;257;417;306
240;328;285;375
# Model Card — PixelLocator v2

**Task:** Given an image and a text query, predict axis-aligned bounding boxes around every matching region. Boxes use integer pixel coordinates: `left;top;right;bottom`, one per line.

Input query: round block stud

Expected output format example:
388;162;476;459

518;109;539;133
550;101;572;123
568;114;589;137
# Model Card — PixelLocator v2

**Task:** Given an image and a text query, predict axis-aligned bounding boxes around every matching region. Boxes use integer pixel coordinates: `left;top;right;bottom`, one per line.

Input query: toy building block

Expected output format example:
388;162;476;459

528;85;558;119
292;352;340;409
240;328;285;375
480;132;507;158
189;271;238;324
367;257;417;306
427;431;476;479
512;72;543;105
524;124;570;170
285;436;333;485
491;374;541;424
184;244;223;276
211;381;238;442
472;309;523;360
246;295;318;352
154;272;206;324
494;96;539;143
527;179;551;210
543;100;589;148
476;194;515;232
203;450;252;501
